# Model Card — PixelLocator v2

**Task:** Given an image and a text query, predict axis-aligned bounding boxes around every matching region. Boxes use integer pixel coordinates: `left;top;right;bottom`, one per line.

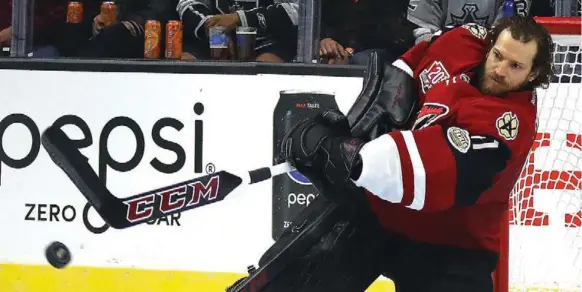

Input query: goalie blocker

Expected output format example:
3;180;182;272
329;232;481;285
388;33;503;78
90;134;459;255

227;52;498;292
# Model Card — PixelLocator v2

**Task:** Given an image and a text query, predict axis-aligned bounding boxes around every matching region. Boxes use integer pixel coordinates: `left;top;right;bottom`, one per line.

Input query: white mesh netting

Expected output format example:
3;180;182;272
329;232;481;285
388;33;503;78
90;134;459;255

508;31;582;292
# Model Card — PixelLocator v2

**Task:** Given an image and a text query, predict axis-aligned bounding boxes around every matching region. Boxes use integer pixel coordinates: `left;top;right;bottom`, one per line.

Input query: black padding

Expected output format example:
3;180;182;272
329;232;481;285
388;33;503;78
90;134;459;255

41;126;114;210
346;51;385;130
227;196;387;292
347;55;419;141
374;64;418;127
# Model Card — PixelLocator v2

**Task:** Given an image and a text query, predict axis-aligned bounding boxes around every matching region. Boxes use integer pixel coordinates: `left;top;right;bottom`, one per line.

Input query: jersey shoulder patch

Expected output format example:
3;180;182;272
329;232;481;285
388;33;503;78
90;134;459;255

419;60;450;93
447;126;471;153
461;23;488;40
496;111;519;140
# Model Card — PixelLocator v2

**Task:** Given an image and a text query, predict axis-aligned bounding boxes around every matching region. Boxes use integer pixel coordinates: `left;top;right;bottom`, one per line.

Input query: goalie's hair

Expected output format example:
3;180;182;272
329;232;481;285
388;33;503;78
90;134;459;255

486;16;554;90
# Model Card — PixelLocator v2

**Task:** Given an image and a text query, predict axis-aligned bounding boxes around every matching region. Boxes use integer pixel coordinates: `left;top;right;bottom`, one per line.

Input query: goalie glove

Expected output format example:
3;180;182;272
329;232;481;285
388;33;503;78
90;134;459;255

281;109;366;190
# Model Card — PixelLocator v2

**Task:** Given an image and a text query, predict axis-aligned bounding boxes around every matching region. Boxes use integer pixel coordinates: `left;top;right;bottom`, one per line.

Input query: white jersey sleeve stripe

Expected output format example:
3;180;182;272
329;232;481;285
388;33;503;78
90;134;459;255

401;131;427;210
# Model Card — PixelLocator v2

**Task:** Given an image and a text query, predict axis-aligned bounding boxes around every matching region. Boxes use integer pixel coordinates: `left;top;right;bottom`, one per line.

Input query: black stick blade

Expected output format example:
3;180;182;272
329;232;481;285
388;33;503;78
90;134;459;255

41;126;243;229
42;126;117;212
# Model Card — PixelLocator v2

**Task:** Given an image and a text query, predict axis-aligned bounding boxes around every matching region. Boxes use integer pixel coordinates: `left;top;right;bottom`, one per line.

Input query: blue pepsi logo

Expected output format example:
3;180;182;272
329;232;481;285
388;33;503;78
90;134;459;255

287;170;311;185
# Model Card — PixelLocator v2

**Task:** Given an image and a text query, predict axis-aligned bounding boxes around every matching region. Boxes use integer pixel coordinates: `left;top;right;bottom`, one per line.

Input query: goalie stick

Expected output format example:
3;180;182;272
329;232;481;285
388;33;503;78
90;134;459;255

41;126;294;229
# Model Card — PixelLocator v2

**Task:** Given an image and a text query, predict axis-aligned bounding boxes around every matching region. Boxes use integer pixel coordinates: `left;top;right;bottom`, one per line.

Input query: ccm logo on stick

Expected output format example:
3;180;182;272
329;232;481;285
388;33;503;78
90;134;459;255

124;175;220;223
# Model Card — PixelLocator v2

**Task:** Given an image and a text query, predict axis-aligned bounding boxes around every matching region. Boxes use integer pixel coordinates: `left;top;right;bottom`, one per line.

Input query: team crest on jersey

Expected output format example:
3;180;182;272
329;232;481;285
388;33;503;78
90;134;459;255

450;4;490;27
496;112;519;140
419;61;450;93
257;13;267;29
462;23;488;40
412;103;450;130
447;127;471;153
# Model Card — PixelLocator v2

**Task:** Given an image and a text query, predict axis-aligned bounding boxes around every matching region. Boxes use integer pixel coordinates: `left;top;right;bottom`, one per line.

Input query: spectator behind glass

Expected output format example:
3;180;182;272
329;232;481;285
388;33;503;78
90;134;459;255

177;0;298;62
319;0;415;66
408;0;554;45
60;0;178;58
0;0;68;57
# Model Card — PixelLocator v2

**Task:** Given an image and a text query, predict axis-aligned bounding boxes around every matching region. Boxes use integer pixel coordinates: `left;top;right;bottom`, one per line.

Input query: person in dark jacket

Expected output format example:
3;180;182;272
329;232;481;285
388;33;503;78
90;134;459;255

177;0;298;62
319;0;415;66
60;0;178;58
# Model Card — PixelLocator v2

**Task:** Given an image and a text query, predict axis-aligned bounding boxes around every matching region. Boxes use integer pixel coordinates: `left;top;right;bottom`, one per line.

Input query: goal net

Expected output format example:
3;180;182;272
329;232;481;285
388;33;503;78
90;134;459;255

496;16;582;292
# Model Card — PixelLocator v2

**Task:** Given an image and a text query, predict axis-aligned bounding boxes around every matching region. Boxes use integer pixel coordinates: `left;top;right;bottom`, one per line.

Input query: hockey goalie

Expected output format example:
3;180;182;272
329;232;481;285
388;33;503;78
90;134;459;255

228;16;555;292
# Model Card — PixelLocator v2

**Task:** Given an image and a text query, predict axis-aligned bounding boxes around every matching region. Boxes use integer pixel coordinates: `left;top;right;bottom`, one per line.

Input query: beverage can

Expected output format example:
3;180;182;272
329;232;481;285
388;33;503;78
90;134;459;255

144;20;162;59
271;91;340;240
165;20;183;59
66;2;83;24
100;2;118;27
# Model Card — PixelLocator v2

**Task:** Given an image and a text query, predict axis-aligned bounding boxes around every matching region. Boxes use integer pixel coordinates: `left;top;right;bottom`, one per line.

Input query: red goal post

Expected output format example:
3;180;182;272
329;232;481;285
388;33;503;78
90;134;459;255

495;16;582;292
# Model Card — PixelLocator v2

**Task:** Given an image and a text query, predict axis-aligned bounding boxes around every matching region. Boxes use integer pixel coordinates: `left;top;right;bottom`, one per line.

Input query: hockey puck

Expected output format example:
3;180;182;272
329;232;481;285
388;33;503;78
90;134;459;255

45;241;71;269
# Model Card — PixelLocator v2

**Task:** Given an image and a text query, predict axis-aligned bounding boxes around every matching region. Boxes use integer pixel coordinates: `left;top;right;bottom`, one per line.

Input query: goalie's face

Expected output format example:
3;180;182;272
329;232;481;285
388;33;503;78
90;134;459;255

481;29;538;96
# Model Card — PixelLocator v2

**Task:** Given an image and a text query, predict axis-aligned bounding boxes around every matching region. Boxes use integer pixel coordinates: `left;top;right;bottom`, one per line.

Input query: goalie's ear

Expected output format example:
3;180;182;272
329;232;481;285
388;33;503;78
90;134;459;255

527;69;539;82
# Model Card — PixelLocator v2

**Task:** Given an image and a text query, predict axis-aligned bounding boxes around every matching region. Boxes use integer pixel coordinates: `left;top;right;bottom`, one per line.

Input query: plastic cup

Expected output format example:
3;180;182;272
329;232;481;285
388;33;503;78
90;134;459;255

235;26;257;61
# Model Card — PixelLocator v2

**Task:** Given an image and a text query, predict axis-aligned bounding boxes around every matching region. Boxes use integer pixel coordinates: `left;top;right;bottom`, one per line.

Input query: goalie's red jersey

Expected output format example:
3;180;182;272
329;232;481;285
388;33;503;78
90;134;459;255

354;24;537;252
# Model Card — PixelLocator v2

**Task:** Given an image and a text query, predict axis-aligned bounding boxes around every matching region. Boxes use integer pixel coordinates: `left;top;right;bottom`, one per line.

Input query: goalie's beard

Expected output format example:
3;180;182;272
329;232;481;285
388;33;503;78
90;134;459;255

473;62;509;97
472;62;501;96
473;60;532;97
